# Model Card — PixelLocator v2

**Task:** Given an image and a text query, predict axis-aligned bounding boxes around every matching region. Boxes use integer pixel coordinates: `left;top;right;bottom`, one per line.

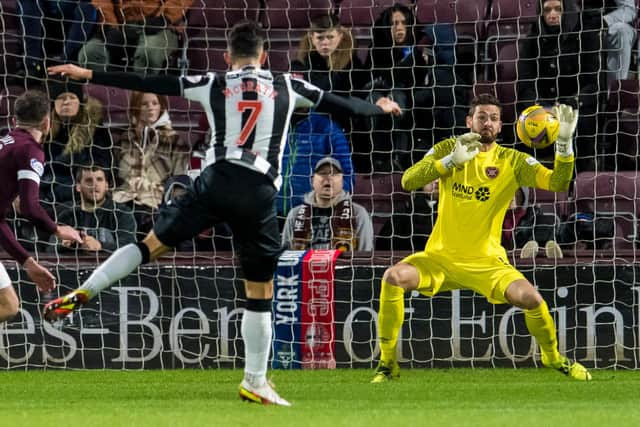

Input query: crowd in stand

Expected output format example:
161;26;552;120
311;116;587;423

1;0;638;256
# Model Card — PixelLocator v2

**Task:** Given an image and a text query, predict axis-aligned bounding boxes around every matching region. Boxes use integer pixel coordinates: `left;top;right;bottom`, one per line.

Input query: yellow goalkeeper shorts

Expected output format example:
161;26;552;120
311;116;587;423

401;250;525;304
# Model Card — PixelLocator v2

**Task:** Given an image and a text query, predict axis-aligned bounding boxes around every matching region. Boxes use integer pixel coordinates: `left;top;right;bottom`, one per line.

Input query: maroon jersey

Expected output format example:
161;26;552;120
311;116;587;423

0;128;56;264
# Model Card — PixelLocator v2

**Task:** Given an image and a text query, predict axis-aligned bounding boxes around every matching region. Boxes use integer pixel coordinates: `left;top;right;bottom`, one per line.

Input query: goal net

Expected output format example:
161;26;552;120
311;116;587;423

0;0;638;370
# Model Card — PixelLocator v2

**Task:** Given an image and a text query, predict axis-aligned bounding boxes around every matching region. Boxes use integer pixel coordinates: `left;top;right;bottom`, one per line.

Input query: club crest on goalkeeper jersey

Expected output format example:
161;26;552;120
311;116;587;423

423;138;571;259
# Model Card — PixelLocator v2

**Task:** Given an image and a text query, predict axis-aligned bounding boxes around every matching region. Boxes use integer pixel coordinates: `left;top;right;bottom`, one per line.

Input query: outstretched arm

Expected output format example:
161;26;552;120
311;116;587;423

48;64;182;96
314;92;401;117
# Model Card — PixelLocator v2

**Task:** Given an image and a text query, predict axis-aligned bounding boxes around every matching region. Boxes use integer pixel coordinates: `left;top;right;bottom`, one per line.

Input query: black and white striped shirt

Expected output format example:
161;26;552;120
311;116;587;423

182;67;323;190
93;68;387;190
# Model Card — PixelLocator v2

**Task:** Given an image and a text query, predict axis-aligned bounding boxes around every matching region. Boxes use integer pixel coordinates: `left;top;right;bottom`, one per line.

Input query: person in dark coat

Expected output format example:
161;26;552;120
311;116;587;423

516;0;605;172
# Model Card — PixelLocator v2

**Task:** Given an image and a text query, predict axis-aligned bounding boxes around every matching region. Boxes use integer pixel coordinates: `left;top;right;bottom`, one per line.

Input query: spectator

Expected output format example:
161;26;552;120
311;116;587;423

291;14;369;97
112;91;190;233
78;0;192;74
49;166;136;253
376;180;439;252
277;113;353;219
516;0;604;172
502;187;563;259
581;0;637;83
359;3;466;171
18;0;98;79
282;157;373;252
41;78;112;207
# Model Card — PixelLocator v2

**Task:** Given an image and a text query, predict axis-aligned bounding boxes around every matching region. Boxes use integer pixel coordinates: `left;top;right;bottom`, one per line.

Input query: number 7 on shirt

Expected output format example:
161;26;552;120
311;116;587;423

236;100;263;146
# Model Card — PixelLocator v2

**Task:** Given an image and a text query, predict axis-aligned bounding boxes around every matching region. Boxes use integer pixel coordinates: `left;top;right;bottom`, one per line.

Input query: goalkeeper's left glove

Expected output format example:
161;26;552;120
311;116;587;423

552;104;579;158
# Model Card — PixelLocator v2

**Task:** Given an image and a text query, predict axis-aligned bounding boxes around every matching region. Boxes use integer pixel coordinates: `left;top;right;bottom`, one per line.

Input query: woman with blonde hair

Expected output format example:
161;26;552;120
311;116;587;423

41;79;112;207
291;14;368;96
113;91;190;233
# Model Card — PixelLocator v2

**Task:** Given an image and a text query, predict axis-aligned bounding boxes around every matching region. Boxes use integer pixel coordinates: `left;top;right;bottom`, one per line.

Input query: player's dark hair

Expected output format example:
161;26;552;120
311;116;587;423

75;165;106;183
227;20;265;59
468;93;502;116
14;90;50;127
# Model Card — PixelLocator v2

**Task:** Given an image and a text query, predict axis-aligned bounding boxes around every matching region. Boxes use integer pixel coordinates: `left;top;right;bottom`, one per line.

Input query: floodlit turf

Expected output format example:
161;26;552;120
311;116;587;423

1;368;639;426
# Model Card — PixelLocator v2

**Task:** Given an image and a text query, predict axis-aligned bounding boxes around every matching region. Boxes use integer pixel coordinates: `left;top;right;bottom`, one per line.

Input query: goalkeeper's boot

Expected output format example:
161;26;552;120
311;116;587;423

371;360;400;383
239;379;292;406
543;354;592;381
42;289;90;322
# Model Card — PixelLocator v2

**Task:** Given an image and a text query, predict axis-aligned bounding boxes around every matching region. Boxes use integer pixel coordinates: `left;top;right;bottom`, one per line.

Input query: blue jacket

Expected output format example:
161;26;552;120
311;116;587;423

277;113;353;215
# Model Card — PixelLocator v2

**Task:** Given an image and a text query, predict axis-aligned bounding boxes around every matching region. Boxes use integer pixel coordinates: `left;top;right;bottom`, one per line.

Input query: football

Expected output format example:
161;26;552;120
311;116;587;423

516;105;560;149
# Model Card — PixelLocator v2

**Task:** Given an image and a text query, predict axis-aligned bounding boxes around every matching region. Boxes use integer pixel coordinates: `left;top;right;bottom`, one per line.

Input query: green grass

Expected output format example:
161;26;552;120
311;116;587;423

1;368;639;426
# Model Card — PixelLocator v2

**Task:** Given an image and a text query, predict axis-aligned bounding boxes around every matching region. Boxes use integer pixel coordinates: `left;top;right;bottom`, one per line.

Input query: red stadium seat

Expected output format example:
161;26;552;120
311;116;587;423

529;188;569;219
599;80;640;170
1;0;22;74
573;172;640;249
607;79;640;113
339;0;412;27
85;85;130;126
482;0;538;81
352;173;410;213
415;0;489;81
185;0;261;73
264;0;336;29
352;172;411;235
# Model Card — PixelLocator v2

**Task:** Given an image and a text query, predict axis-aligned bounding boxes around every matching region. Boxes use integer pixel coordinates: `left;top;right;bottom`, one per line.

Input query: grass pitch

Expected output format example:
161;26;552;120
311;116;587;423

1;368;639;426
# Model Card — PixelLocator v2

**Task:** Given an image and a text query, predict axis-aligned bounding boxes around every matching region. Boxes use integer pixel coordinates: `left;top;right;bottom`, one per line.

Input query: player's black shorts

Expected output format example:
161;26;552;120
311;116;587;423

154;162;282;281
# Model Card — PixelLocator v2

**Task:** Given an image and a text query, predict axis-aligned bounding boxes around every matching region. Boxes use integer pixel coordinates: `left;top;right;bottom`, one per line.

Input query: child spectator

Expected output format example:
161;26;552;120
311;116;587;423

113;91;190;233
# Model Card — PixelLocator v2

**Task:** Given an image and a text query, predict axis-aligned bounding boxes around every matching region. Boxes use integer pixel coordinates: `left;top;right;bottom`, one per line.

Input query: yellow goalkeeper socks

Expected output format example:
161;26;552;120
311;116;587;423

377;279;405;363
524;299;562;365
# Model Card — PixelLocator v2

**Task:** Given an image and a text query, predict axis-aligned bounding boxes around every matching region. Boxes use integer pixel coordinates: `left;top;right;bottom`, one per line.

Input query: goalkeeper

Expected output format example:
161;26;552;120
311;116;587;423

372;94;592;383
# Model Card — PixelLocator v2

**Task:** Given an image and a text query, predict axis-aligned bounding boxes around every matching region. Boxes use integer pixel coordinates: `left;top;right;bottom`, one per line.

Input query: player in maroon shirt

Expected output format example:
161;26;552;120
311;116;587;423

0;90;82;322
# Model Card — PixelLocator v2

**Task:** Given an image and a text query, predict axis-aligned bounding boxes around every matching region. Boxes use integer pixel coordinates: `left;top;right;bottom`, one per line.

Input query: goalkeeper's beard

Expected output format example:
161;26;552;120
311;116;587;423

479;134;495;145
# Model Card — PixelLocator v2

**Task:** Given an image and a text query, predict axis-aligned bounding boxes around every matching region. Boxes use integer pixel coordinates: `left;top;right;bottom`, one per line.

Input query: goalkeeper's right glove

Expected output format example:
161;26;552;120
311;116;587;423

439;132;482;170
552;104;579;158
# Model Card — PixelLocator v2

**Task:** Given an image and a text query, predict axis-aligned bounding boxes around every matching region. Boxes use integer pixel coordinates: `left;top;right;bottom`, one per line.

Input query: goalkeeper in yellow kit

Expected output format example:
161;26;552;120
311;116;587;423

372;93;592;382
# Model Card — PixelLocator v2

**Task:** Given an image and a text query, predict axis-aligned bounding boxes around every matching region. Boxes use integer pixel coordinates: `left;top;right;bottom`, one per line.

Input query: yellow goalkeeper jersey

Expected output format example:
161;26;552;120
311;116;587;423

401;138;574;259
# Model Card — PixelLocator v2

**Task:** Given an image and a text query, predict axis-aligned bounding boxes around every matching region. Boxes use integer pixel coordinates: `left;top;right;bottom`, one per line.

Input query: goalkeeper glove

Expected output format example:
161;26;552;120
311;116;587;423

440;132;482;170
552;104;579;157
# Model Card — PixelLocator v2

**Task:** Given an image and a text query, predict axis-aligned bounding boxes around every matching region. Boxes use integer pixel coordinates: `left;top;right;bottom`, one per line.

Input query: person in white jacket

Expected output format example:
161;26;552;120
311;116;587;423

583;0;637;82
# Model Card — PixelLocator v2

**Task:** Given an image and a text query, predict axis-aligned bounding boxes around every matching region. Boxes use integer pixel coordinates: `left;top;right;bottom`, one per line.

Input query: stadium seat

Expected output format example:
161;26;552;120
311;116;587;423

85;85;129;127
481;0;538;83
338;0;412;27
415;0;489;82
0;0;22;75
185;0;261;73
606;79;640;112
529;188;569;219
352;173;411;234
573;171;640;249
0;85;24;133
599;80;640;170
264;0;336;29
